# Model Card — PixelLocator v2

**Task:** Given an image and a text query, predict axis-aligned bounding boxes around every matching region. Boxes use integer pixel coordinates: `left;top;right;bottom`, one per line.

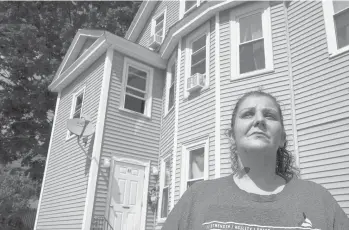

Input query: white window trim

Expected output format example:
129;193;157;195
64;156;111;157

157;154;172;223
66;86;86;140
120;57;154;118
230;2;274;81
180;0;201;19
180;136;209;196
184;22;210;99
164;53;176;116
322;0;349;58
151;7;167;43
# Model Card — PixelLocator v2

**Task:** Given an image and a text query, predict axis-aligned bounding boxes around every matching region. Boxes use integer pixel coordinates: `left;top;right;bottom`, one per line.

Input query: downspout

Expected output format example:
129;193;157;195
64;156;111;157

283;1;300;170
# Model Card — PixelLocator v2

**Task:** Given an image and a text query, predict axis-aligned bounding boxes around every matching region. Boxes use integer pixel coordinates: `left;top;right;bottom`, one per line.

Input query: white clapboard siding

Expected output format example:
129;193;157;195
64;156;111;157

137;1;180;47
288;0;349;215
36;55;105;230
174;17;216;203
219;2;294;178
91;52;163;230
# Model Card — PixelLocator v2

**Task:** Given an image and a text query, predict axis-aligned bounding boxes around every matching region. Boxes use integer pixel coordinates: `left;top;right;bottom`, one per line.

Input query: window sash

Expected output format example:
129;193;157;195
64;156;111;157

124;65;148;114
190;36;206;76
160;186;169;218
238;13;265;74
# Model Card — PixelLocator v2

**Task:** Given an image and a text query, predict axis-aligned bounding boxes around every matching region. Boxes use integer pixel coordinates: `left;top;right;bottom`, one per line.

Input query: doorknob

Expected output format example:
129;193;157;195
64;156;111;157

122;205;130;209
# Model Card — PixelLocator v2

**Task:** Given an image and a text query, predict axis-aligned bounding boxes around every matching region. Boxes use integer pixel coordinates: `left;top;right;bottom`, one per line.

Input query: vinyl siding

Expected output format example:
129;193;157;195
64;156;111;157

137;1;180;47
36;55;105;230
287;1;349;215
91;51;164;230
219;2;295;178
174;18;216;203
155;54;176;230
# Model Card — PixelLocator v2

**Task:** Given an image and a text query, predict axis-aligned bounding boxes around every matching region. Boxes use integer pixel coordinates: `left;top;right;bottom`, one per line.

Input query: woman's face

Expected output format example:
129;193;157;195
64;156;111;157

233;95;285;154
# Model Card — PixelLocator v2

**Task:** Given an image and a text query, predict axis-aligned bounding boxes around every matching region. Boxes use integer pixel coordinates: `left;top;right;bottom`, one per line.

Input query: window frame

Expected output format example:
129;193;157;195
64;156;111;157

151;7;167;44
66;86;86;140
164;53;176;116
157;154;172;223
323;0;349;58
180;0;201;19
120;57;154;118
180;136;209;196
230;2;274;80
184;22;210;98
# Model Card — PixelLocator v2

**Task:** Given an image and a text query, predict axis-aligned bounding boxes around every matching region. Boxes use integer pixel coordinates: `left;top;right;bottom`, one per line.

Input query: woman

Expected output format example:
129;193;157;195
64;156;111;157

162;91;349;230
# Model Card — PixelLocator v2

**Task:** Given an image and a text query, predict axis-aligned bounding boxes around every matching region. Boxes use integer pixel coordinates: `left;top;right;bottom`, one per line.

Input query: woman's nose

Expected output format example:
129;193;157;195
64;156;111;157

253;112;266;128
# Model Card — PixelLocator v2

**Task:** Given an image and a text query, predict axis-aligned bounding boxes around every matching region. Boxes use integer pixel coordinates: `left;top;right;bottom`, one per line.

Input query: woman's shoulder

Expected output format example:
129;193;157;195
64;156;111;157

289;177;334;200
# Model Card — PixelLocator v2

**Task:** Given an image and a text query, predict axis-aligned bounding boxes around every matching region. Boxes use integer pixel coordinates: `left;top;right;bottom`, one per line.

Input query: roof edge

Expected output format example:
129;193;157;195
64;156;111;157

125;1;157;42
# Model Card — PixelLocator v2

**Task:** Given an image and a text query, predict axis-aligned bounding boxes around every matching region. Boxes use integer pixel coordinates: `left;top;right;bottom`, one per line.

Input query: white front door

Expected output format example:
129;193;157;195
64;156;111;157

108;161;145;230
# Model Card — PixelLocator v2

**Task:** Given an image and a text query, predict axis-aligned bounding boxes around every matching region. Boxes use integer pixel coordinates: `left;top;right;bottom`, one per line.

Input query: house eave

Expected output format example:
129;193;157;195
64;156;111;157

49;30;166;93
160;0;244;60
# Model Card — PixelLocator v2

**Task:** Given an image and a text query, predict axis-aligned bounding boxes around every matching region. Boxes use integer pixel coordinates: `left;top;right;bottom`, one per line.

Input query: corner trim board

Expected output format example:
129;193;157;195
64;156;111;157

33;93;61;230
81;48;114;230
214;12;221;179
171;39;181;210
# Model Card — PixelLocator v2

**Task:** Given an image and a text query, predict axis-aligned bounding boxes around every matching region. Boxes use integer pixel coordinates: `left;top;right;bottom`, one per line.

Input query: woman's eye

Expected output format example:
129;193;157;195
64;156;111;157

242;112;254;118
265;113;277;119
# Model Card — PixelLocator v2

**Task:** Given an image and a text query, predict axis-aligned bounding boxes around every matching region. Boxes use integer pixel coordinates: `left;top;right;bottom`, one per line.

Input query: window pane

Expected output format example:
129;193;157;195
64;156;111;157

168;85;174;110
124;95;145;114
170;64;176;84
240;13;263;43
191;60;206;75
129;66;147;79
192;35;206;52
191;49;206;66
165;160;171;186
240;39;265;74
333;1;349;13
334;9;349;49
155;22;163;35
73;109;81;119
161;187;169;218
156;14;164;24
126;87;145;98
189;147;204;180
187;179;203;188
185;0;196;11
127;73;146;91
76;94;83;107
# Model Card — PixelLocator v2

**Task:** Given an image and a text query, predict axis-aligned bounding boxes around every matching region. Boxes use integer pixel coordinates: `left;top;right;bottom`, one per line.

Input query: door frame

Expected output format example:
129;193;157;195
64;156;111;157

105;156;150;230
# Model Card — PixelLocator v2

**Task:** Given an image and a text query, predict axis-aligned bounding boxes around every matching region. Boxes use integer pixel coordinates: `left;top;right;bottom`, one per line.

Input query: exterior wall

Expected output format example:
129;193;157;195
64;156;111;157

219;2;295;177
287;1;349;215
36;55;105;229
91;51;164;230
174;18;217;203
137;1;180;47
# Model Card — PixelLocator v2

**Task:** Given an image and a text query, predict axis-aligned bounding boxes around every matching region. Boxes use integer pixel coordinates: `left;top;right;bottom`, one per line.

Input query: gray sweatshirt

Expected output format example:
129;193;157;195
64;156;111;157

162;174;349;230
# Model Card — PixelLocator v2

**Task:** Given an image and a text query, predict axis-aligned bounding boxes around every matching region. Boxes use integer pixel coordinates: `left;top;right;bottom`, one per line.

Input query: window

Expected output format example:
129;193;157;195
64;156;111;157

323;1;349;56
180;0;202;18
158;156;172;221
67;87;85;139
181;137;209;195
121;58;153;117
185;0;197;13
185;22;210;97
230;2;273;79
165;54;176;115
151;8;167;43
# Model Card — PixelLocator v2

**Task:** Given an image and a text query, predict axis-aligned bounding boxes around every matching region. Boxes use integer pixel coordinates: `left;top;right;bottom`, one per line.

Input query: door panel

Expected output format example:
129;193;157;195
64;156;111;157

108;161;145;230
